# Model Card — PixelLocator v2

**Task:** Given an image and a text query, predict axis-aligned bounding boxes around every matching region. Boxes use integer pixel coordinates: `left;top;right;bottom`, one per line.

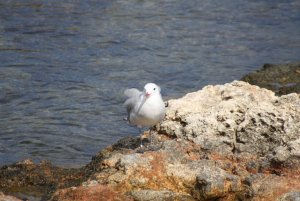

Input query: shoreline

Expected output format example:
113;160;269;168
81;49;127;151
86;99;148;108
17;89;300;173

1;62;300;201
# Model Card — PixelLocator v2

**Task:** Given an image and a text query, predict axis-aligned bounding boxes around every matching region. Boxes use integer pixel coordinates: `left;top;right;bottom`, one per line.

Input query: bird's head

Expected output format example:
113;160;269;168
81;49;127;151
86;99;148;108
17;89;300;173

143;83;161;98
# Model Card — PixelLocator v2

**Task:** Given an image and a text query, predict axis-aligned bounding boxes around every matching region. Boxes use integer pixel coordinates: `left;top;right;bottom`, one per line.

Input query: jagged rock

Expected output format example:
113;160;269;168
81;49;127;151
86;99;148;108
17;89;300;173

160;81;300;158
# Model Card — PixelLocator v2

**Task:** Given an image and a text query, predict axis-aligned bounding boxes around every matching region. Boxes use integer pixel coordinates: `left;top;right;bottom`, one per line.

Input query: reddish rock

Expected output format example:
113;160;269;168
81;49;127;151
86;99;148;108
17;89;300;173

51;185;133;201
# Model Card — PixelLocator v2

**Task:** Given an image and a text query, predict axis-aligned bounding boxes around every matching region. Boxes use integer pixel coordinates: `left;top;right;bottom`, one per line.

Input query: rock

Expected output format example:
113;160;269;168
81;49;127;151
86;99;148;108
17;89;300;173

248;175;300;201
0;159;87;200
272;146;290;163
50;185;133;201
278;191;300;201
0;192;22;201
130;190;195;201
241;62;300;95
1;80;300;201
288;139;300;158
160;81;300;158
165;160;242;200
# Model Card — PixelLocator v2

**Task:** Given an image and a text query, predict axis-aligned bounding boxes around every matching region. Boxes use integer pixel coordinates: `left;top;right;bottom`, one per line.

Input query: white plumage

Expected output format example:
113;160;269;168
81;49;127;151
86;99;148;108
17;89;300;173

124;83;166;147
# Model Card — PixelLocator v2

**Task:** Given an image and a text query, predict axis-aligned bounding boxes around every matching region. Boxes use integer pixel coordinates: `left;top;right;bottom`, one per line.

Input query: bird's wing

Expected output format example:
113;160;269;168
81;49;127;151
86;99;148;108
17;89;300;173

124;88;141;98
124;88;142;116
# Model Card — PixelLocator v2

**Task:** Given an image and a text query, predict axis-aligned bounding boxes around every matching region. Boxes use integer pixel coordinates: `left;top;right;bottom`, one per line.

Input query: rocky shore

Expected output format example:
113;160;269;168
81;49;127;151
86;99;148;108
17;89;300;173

1;63;300;201
241;62;300;95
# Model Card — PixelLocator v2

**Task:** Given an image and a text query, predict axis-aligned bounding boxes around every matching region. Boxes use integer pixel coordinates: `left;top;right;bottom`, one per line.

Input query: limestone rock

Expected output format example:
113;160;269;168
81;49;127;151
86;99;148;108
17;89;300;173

160;81;300;158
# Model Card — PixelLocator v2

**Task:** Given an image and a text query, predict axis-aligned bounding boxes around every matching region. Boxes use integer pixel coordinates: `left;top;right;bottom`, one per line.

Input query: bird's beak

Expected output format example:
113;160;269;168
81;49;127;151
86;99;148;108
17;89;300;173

145;92;151;97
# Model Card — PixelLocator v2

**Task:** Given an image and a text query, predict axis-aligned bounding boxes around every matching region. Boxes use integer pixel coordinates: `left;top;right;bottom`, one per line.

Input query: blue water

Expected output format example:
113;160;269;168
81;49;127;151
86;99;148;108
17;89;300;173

0;0;299;167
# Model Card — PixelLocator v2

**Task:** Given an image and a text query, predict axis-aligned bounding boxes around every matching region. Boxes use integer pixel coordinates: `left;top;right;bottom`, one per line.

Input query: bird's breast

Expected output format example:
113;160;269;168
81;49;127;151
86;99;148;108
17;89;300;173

130;96;165;127
139;99;165;118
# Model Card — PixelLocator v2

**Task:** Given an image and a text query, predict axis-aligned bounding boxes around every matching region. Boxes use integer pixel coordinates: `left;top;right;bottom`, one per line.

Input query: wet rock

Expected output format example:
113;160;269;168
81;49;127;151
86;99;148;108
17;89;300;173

111;136;141;150
0;159;87;200
241;62;300;95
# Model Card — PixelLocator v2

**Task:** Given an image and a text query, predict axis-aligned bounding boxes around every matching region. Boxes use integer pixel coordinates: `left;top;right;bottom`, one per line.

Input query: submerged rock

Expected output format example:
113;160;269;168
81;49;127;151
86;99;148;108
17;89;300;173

1;80;300;201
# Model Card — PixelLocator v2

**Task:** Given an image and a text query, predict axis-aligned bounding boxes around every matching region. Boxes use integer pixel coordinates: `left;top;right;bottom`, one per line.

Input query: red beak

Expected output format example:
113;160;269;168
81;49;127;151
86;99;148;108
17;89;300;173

145;92;151;97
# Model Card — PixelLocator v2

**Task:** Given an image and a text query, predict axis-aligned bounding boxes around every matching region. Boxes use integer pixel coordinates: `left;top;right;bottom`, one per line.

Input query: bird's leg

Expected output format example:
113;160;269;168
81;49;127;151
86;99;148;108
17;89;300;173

140;134;143;148
139;128;143;148
149;129;152;146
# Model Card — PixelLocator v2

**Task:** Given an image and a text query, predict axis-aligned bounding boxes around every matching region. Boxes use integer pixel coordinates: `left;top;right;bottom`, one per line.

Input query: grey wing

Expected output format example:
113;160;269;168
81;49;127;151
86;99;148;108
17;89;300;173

124;97;136;113
124;88;141;98
124;88;141;120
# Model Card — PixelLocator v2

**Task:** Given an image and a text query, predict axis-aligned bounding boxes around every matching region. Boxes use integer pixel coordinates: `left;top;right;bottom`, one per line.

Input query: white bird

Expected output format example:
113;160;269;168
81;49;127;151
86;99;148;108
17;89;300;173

124;83;166;147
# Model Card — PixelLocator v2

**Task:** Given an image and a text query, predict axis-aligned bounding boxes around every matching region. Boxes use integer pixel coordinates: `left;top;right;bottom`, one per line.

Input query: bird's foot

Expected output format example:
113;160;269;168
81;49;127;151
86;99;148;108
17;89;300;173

136;145;147;153
135;141;162;153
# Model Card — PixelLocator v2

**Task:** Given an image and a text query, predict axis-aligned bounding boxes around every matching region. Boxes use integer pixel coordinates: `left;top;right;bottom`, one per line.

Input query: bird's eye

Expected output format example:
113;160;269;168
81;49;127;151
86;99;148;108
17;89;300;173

153;88;156;90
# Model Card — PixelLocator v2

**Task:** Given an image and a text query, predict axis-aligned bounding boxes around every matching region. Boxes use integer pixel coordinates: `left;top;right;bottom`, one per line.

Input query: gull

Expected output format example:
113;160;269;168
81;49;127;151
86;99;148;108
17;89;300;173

124;83;166;147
